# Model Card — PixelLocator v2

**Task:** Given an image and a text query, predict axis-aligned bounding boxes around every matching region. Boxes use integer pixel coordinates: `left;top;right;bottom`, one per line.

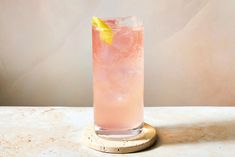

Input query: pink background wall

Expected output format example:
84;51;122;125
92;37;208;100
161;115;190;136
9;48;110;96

0;0;235;106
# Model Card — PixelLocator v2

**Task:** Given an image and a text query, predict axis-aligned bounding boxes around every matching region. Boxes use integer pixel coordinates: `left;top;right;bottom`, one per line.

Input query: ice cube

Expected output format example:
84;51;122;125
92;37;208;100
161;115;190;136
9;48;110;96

112;26;135;52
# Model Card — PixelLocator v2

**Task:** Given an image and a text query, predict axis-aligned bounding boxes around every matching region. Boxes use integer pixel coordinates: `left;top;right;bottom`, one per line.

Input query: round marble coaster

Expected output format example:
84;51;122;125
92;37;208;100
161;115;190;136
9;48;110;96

82;123;157;154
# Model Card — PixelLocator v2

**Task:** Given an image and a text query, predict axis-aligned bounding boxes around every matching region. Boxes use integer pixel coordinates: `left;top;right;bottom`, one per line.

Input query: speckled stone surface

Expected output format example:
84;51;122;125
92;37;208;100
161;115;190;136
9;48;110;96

0;107;235;157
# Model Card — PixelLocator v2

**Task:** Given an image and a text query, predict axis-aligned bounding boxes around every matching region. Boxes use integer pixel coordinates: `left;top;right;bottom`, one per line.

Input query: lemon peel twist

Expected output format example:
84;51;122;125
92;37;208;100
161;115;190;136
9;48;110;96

92;16;113;45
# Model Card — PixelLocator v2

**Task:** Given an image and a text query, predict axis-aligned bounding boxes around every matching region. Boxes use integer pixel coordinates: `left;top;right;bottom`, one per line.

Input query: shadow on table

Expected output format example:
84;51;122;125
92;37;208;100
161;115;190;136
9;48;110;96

145;119;235;151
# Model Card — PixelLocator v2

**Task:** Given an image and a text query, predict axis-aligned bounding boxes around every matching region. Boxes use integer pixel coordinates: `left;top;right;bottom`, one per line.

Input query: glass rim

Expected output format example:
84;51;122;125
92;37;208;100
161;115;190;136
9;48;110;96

92;16;143;31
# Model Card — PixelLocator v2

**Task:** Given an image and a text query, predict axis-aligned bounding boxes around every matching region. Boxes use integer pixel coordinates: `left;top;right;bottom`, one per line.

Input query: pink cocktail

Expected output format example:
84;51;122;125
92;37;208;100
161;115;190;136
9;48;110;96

92;16;144;138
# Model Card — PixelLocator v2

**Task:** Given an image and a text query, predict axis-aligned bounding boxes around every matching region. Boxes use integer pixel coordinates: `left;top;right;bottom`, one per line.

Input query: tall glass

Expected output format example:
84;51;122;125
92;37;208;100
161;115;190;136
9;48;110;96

92;16;144;138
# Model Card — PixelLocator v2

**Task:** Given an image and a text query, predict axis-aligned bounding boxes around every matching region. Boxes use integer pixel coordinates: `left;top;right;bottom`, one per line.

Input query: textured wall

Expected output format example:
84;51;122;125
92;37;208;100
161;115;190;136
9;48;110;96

0;0;235;106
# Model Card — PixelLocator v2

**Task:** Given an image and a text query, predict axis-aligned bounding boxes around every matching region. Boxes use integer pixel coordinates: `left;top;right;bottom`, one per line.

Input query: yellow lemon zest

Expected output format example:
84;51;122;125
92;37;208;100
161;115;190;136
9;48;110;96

92;16;113;44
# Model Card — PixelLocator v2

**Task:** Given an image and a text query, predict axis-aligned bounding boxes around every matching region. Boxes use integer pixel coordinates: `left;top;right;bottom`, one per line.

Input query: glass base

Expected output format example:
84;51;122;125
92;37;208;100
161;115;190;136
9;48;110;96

95;122;144;140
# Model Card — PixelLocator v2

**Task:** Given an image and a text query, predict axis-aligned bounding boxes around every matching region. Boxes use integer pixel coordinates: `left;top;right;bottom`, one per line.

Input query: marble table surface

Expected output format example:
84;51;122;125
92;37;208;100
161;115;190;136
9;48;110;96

0;107;234;157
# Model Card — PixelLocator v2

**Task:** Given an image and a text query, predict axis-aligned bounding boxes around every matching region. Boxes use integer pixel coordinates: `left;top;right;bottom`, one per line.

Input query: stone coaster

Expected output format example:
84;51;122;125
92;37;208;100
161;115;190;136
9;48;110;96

82;123;157;153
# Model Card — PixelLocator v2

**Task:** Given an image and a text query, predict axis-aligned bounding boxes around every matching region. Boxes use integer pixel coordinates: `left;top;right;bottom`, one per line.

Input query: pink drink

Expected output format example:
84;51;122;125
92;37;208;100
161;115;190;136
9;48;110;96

92;17;144;137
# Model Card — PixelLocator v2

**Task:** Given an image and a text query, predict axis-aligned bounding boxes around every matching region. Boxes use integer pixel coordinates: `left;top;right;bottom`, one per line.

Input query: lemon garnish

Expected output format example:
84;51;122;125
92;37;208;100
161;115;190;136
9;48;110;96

92;16;113;44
